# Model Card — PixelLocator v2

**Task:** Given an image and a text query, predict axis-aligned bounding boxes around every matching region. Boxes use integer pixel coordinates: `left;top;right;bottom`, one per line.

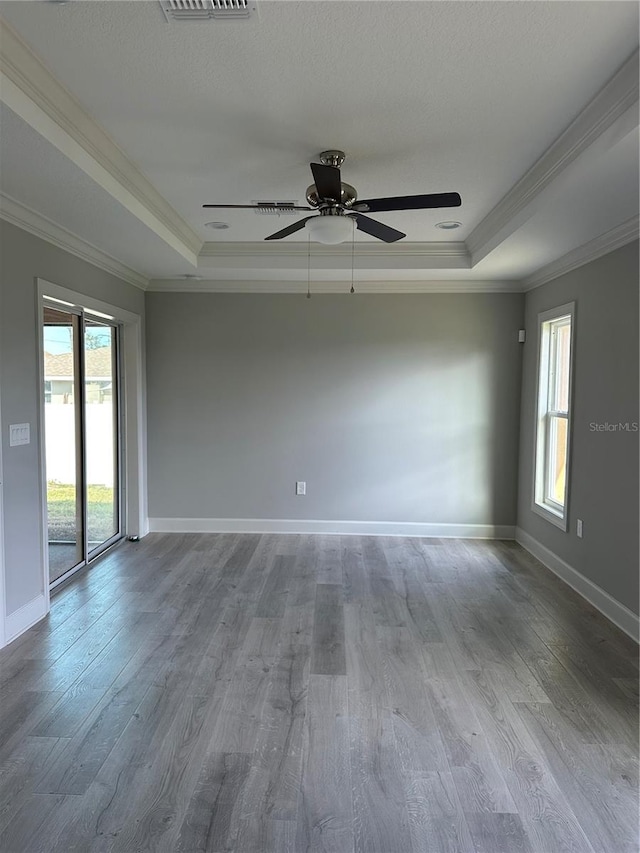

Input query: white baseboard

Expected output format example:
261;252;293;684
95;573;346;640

4;593;48;646
149;517;515;539
515;527;639;643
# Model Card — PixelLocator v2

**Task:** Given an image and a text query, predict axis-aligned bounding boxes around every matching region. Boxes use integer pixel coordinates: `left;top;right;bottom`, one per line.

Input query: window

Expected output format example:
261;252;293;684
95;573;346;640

533;303;575;529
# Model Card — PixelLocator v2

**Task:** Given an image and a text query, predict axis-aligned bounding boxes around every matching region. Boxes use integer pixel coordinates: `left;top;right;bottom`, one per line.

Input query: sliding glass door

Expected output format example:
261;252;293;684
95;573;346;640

43;303;122;587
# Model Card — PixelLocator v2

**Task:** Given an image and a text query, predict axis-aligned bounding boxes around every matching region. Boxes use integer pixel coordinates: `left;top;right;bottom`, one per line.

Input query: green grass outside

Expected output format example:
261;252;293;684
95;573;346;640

47;481;116;542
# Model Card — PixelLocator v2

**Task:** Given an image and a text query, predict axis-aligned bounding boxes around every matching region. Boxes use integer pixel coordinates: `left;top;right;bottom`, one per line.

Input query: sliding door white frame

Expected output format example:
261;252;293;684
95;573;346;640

36;278;146;608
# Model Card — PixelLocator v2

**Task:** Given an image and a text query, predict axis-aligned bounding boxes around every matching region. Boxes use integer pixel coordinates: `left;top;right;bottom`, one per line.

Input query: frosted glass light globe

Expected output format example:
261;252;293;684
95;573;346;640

305;215;355;244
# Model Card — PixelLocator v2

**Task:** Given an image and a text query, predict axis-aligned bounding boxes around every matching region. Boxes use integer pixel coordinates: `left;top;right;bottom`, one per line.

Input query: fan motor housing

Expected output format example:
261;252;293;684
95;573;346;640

306;182;357;208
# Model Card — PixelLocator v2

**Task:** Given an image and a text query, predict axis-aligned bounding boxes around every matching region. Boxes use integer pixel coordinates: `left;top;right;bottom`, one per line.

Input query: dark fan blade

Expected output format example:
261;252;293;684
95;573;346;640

350;213;405;243
310;162;342;201
203;203;312;210
353;192;461;213
264;216;315;241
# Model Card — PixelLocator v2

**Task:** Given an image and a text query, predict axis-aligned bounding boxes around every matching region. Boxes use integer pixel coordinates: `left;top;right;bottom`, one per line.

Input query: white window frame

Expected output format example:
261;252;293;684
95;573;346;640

532;302;575;531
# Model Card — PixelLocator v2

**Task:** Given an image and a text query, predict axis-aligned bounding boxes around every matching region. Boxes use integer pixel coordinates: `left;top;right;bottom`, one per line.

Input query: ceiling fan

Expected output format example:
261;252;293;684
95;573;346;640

203;150;462;244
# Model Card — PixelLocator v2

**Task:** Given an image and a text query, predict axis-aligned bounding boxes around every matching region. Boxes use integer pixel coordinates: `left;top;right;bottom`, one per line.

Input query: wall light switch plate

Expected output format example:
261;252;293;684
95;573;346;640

9;423;30;446
296;481;306;496
576;519;583;538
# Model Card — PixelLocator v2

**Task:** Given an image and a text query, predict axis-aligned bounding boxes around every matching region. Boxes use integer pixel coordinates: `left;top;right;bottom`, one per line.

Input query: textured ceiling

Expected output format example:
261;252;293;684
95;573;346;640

0;0;638;283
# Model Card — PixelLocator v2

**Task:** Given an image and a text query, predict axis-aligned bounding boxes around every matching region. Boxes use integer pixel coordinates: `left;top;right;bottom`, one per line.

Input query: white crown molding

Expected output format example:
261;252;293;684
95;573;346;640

199;240;468;259
467;49;639;265
0;193;149;290
147;278;520;294
0;17;201;266
149;517;516;540
521;215;640;291
198;240;471;273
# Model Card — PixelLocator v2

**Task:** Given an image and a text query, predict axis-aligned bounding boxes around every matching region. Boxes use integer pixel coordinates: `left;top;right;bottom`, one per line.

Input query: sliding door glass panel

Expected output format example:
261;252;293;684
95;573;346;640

84;319;119;554
43;307;84;582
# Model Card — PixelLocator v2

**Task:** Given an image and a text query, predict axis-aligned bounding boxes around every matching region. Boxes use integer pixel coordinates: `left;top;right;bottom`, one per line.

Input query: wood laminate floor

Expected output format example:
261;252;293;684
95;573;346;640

0;534;637;852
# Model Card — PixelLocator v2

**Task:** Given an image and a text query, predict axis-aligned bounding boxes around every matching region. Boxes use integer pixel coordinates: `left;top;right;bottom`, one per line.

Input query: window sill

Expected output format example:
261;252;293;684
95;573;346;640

532;500;568;531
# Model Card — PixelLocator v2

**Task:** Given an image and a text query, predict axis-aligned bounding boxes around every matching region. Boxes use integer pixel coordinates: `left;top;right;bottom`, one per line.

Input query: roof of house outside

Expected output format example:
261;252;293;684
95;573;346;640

44;347;112;379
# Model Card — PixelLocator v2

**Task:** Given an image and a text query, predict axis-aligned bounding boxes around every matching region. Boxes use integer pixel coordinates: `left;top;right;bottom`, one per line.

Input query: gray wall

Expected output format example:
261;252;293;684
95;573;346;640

517;241;639;614
146;292;524;526
0;220;145;616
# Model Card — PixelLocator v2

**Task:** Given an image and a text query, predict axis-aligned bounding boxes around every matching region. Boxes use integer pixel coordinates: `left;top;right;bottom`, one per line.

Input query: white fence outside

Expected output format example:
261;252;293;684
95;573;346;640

44;403;115;487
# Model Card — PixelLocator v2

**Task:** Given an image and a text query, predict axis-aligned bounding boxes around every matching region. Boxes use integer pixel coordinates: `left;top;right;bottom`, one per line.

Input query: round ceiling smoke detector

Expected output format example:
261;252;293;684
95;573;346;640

205;221;230;230
435;221;462;230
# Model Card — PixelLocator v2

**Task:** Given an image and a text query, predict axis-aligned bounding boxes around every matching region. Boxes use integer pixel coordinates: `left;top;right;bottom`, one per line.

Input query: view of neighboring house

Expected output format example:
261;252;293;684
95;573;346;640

43;346;116;489
44;348;113;404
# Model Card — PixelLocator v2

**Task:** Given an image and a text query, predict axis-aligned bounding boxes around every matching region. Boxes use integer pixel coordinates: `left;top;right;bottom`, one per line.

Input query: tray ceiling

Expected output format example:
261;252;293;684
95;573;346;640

0;1;638;289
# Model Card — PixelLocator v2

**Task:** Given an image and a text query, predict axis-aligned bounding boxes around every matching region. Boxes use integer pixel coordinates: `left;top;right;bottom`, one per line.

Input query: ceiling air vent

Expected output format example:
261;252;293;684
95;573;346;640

160;0;256;22
252;202;300;216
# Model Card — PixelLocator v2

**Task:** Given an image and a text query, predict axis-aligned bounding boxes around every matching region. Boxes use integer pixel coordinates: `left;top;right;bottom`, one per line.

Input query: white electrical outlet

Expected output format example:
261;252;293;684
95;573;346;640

296;481;306;496
576;519;583;538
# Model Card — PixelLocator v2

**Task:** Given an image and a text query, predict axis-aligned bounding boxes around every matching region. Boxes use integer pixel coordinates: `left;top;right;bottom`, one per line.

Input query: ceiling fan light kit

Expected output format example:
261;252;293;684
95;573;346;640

203;150;462;244
305;214;355;245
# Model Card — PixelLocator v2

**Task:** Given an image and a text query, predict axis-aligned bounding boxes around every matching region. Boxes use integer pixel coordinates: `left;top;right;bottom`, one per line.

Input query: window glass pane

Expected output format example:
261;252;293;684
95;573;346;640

552;320;571;412
546;414;568;506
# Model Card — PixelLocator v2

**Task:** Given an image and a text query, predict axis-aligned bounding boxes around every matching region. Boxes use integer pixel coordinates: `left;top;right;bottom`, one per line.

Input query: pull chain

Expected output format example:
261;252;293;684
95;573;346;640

307;231;311;299
350;218;356;294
